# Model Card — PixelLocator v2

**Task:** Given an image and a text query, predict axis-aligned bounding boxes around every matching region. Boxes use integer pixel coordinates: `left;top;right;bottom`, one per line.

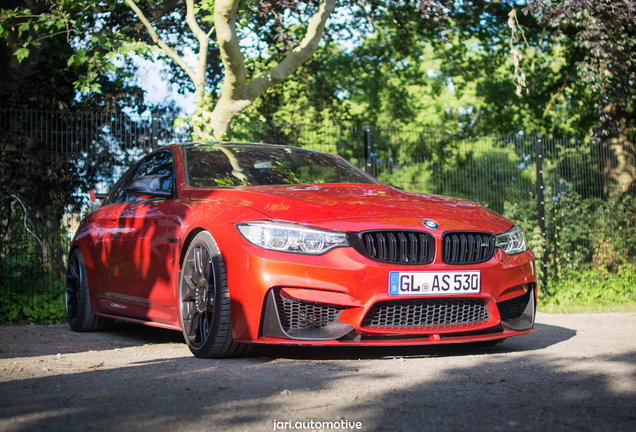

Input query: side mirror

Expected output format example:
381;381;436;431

125;175;173;199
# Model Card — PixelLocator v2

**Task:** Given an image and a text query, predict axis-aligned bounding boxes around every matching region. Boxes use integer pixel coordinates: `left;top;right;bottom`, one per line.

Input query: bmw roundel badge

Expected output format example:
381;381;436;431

423;220;439;229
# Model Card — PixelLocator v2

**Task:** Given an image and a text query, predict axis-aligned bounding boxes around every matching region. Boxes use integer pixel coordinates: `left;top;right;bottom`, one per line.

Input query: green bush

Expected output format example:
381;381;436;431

552;193;636;275
0;295;66;324
539;265;636;311
1;197;70;324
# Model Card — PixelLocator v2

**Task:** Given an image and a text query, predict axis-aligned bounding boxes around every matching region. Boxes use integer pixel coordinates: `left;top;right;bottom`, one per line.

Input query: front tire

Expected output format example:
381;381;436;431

179;231;250;358
65;248;113;332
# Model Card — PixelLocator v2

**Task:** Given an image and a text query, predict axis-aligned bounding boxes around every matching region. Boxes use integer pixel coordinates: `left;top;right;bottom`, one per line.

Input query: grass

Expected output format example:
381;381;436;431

538;301;636;314
537;267;636;314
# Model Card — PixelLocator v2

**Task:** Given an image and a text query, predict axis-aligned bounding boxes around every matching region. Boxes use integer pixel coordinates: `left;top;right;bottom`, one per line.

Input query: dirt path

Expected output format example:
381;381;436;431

1;312;635;432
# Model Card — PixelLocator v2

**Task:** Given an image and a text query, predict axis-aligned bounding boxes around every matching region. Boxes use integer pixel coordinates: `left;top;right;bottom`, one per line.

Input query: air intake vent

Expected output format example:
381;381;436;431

442;232;495;264
362;298;489;327
261;289;355;341
276;293;342;330
497;294;526;322
349;230;435;265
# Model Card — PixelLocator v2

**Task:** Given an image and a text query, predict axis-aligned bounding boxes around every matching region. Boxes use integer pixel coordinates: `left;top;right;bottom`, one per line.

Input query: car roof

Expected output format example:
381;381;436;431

176;142;302;148
166;142;328;154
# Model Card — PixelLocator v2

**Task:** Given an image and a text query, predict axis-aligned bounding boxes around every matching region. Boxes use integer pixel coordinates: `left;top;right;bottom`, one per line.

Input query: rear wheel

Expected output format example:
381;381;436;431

66;248;113;332
179;231;251;358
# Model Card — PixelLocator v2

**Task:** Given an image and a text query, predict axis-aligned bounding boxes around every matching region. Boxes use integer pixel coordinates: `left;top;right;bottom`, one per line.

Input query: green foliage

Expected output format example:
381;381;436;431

505;186;636;300
552;193;636;277
1;196;71;323
539;266;636;311
0;295;65;324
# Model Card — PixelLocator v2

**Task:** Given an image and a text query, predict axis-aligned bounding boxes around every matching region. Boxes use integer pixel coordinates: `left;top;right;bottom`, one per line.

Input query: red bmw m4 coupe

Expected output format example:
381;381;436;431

66;143;536;358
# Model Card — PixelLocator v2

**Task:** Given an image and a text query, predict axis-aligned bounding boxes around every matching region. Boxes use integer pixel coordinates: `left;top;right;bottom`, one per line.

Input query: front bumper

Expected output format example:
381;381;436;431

258;283;535;345
220;227;537;346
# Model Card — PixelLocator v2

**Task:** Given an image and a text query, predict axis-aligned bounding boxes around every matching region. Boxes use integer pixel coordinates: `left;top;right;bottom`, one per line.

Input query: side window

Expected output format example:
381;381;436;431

102;162;139;206
102;151;175;205
127;151;175;202
134;151;175;179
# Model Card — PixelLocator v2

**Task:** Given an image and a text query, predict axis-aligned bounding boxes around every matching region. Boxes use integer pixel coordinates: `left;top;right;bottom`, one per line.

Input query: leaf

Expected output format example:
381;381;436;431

1;9;17;19
14;47;29;62
67;49;88;67
18;22;30;36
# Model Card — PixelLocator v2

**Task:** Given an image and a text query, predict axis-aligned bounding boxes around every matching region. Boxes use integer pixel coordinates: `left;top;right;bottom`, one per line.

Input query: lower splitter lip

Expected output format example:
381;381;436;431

251;326;535;346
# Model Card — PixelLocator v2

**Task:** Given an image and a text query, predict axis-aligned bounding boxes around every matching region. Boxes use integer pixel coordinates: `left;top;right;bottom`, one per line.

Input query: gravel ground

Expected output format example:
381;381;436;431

1;312;635;432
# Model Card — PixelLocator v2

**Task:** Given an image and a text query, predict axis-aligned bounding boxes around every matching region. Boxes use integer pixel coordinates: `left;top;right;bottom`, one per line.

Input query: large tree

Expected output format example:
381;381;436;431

1;0;353;138
1;0;163;224
2;1;467;138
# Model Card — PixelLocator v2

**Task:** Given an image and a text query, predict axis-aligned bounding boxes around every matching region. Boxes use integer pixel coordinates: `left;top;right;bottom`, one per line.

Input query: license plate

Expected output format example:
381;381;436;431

389;271;481;296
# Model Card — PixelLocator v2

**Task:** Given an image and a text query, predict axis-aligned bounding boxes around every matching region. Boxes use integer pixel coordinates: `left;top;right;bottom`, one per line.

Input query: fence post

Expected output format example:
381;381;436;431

151;113;159;151
363;126;372;173
535;138;548;294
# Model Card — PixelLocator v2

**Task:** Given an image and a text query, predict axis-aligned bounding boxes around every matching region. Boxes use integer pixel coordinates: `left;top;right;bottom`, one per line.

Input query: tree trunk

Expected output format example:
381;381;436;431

602;106;635;197
191;98;243;141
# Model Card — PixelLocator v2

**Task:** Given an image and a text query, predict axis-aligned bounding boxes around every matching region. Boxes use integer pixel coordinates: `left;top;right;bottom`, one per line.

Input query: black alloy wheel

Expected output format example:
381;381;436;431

65;248;113;332
179;231;251;358
65;251;82;325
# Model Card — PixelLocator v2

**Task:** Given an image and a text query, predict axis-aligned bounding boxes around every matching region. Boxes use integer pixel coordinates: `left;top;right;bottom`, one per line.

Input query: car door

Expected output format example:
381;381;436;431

86;162;140;301
106;150;178;318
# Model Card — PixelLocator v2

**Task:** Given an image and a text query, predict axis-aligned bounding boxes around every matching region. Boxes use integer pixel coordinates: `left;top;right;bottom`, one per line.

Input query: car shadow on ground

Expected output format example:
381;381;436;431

0;322;184;360
248;321;576;360
2;326;633;432
0;320;575;360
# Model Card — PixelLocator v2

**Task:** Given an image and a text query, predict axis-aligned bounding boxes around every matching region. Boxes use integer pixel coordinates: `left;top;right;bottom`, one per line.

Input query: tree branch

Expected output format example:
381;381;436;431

185;0;209;98
542;71;569;120
244;0;336;103
214;0;247;102
123;0;199;87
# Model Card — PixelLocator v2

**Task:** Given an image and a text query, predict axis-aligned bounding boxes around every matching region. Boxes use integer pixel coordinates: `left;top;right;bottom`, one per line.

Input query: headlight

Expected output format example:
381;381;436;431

495;226;528;255
236;221;349;255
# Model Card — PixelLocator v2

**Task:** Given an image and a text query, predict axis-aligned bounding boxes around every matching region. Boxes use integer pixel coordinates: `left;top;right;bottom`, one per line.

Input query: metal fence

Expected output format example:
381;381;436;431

1;108;634;312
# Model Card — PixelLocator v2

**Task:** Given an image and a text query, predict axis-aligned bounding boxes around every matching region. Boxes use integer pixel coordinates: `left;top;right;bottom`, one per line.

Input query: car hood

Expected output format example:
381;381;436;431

189;184;511;228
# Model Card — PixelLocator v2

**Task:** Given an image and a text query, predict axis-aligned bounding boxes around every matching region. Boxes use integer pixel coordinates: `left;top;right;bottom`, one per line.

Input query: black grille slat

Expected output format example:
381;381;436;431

409;233;418;262
460;234;468;263
365;235;375;257
398;233;408;262
419;234;428;263
276;294;342;330
362;299;489;327
467;235;475;262
452;235;460;262
475;234;483;261
377;233;387;261
353;231;435;265
442;232;495;265
388;232;397;262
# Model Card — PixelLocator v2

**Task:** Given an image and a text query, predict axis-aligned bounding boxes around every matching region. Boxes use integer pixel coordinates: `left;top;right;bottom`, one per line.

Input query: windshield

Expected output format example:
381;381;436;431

185;145;378;187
